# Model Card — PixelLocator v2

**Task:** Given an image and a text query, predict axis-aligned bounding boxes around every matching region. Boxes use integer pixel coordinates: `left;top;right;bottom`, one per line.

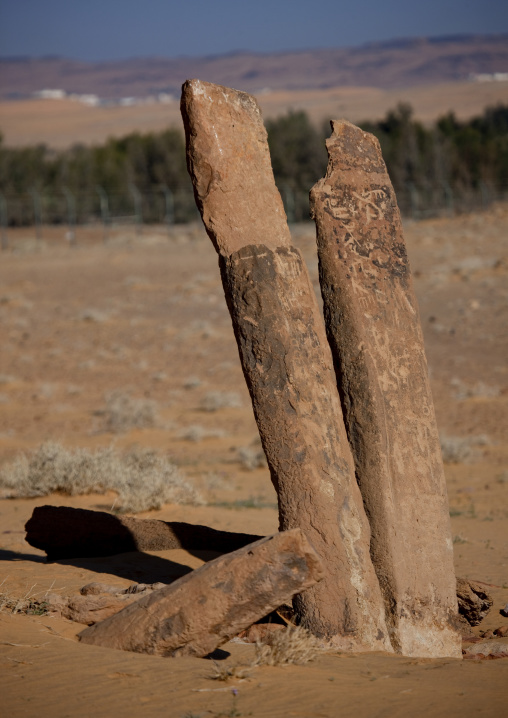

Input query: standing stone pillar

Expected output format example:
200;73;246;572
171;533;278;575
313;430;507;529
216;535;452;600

181;80;391;652
310;120;461;658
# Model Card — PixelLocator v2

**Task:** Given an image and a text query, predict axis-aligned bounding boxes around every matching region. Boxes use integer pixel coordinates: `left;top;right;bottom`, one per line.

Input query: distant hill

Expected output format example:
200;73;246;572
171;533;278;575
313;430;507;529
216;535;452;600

1;34;508;99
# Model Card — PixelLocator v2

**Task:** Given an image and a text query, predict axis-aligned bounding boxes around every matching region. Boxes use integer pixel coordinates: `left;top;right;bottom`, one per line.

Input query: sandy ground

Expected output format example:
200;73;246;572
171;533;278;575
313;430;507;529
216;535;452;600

1;79;508;148
0;208;507;716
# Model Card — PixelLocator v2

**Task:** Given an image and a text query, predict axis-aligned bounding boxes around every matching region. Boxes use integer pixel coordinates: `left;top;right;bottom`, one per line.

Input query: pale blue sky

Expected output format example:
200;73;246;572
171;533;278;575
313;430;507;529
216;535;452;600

0;0;507;60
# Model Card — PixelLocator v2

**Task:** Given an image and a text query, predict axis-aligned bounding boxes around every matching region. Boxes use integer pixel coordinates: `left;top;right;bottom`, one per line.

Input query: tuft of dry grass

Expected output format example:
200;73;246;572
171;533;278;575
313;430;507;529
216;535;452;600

209;661;251;682
0;582;49;616
253;625;323;667
95;391;158;433
0;442;201;512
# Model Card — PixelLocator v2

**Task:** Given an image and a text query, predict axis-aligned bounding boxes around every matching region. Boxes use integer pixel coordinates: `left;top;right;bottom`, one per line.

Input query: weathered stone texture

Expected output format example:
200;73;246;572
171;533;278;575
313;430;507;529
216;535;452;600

456;578;493;626
181;80;391;651
310;119;461;658
79;529;324;657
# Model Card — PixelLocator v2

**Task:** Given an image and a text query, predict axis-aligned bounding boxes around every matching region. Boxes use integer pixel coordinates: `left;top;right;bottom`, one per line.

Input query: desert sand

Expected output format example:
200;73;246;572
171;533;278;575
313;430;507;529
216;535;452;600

1;207;507;716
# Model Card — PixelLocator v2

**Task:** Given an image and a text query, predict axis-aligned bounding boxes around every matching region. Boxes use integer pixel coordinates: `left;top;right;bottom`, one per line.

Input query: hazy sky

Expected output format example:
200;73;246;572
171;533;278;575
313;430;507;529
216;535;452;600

1;0;507;61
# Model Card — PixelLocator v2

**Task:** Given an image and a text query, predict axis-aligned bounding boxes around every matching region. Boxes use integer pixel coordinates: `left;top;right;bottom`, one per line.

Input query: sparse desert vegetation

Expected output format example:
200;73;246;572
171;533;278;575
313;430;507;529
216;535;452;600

253;625;323;667
94;391;158;433
0;208;507;716
0;442;200;512
439;433;491;464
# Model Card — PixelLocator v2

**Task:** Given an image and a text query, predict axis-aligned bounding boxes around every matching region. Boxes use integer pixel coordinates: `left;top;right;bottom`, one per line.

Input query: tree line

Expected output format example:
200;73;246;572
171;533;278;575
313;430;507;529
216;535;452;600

0;103;507;225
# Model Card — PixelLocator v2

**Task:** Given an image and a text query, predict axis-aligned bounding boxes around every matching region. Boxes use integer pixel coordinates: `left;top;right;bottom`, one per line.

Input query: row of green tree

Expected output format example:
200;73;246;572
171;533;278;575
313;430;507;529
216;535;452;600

0;103;507;225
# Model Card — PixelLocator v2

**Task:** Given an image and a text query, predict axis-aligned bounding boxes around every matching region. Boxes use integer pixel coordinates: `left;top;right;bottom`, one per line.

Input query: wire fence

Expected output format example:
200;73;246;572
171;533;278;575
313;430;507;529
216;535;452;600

1;182;507;249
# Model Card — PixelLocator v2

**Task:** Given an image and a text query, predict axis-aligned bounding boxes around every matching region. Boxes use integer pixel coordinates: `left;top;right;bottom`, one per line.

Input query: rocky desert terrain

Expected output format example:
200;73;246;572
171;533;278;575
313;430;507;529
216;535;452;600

0;205;507;716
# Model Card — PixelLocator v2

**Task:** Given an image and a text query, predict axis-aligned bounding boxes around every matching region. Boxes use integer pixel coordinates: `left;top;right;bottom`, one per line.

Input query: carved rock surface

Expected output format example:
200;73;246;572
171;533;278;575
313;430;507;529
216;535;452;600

79;529;324;657
456;578;493;626
310;120;461;658
181;79;391;652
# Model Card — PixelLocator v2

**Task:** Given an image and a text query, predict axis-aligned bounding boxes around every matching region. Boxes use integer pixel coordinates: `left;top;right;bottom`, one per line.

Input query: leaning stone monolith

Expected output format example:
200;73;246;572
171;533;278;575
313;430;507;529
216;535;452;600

181;80;391;652
79;529;323;657
310;120;461;658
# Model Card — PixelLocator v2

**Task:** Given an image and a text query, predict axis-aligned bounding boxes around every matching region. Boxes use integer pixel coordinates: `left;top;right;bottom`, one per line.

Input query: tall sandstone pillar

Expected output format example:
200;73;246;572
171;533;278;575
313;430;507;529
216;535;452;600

181;80;391;652
310;120;461;658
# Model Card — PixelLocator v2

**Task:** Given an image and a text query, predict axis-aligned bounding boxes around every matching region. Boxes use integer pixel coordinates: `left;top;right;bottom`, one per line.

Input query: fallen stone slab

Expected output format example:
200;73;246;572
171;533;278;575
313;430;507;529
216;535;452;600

44;582;167;625
79;528;324;657
310;120;461;658
46;582;289;631
457;578;493;626
49;592;139;625
25;505;262;559
79;581;166;596
181;79;391;652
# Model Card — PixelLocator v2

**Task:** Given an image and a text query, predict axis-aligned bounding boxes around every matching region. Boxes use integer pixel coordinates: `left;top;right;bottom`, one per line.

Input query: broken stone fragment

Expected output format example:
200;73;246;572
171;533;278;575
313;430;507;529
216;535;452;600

78;529;325;657
62;594;140;625
44;582;167;625
310;119;461;658
463;640;508;659
181;79;391;652
456;578;494;625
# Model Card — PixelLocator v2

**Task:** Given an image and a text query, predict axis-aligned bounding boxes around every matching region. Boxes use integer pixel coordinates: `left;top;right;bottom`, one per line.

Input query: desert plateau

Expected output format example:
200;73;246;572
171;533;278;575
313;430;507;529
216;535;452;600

1;79;508;149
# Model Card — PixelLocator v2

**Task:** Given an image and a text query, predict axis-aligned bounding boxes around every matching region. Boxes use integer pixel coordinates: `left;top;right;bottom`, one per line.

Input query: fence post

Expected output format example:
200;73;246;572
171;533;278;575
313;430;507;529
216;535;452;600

62;187;76;246
0;192;7;250
30;188;42;242
96;186;110;243
408;182;419;220
442;181;454;216
281;184;296;224
129;183;142;237
480;180;490;210
161;185;175;235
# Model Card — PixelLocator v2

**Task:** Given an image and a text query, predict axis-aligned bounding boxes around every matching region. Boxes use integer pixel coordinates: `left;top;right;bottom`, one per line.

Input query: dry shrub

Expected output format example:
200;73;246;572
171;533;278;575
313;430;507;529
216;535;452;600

450;377;500;400
0;582;48;616
254;625;322;666
96;391;158;433
439;433;490;463
237;446;267;470
200;391;242;412
182;375;202;390
0;442;201;513
209;661;251;682
178;425;227;442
